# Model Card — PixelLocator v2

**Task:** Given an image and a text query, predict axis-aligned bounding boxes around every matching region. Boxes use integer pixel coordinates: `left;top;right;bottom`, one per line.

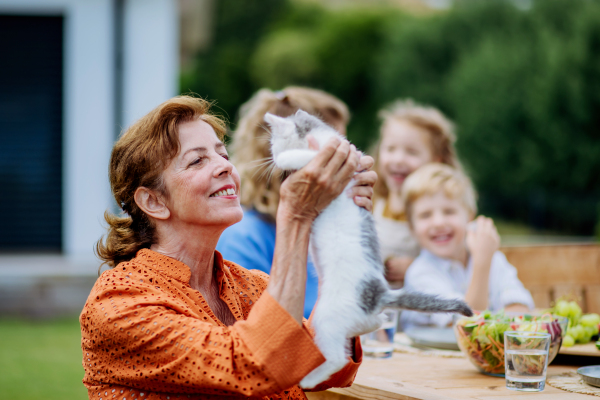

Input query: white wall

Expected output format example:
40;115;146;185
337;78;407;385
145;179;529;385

0;0;179;257
63;1;115;256
123;0;179;129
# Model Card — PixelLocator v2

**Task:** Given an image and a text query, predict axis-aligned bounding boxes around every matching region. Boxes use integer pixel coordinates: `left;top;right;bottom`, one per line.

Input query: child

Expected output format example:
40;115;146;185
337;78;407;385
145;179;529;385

371;100;461;287
400;163;534;328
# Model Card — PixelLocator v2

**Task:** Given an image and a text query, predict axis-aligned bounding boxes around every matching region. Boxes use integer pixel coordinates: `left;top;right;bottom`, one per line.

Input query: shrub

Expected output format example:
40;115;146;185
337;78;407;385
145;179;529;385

375;0;600;234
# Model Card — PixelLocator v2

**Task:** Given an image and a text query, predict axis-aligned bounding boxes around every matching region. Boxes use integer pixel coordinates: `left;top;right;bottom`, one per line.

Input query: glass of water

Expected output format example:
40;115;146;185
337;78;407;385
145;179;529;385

360;309;398;358
504;331;551;392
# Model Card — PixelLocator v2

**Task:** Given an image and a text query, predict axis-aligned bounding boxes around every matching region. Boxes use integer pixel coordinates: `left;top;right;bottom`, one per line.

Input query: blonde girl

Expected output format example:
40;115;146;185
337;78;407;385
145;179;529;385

371;99;461;287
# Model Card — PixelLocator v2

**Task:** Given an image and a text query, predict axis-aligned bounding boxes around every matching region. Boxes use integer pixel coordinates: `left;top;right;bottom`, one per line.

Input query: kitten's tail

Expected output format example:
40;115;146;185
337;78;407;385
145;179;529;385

382;289;473;316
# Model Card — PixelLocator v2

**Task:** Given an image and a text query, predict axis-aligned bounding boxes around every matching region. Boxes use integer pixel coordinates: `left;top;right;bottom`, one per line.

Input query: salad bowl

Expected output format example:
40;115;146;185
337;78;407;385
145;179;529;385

454;311;567;376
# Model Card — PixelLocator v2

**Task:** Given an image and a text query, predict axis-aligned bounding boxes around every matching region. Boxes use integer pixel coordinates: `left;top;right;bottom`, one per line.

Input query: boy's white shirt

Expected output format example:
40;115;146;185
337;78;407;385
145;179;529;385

400;249;535;329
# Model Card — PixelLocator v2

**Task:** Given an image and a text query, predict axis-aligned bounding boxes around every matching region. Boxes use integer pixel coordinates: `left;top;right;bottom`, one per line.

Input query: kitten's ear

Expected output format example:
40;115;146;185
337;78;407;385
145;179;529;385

295;109;312;119
264;113;287;131
264;113;294;137
294;109;325;138
295;109;326;127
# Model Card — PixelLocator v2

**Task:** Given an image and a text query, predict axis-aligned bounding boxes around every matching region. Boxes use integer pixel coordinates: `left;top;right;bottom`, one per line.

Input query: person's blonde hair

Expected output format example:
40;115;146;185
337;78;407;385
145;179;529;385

402;163;477;225
372;99;461;199
231;87;350;220
96;96;226;268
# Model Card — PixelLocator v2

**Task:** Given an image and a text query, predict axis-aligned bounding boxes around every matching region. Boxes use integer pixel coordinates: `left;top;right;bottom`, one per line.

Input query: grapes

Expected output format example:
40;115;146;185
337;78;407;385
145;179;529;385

563;335;575;347
551;299;599;347
556;301;570;317
580;314;600;329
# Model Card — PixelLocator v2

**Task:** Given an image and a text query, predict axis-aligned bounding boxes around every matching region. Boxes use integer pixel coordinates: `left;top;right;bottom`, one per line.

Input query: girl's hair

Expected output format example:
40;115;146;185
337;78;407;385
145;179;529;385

372;99;462;199
402;163;477;226
231;86;350;221
96;96;226;268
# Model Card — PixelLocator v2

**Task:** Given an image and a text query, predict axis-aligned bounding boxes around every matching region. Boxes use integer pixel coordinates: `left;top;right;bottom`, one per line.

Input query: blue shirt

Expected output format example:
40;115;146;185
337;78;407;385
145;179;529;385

216;208;319;319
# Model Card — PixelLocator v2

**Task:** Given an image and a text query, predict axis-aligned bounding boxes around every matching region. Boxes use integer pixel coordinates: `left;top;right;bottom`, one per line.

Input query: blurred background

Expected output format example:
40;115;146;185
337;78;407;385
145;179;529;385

0;0;599;398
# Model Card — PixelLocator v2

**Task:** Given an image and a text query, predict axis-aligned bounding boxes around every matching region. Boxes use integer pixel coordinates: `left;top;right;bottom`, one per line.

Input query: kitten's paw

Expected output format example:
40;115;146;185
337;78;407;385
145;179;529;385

300;359;347;389
348;317;382;337
299;371;327;390
275;149;318;170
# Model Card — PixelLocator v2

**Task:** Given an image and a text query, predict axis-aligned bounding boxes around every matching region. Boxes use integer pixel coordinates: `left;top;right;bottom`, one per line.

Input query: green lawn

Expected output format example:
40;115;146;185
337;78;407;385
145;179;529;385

0;317;87;400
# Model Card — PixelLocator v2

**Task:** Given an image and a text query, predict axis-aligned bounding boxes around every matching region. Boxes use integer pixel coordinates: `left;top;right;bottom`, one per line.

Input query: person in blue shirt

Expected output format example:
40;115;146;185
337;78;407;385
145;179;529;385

217;87;375;318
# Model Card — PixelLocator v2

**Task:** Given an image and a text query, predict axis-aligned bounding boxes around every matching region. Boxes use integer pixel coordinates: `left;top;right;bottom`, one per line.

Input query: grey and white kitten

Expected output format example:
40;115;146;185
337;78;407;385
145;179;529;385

264;110;473;389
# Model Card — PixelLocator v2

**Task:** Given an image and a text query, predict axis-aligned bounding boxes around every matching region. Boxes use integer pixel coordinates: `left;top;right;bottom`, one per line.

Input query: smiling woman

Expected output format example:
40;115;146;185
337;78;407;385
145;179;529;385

82;96;372;399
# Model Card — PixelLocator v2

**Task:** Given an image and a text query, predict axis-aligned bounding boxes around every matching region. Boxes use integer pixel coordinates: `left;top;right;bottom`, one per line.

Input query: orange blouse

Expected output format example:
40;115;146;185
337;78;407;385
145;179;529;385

80;249;361;400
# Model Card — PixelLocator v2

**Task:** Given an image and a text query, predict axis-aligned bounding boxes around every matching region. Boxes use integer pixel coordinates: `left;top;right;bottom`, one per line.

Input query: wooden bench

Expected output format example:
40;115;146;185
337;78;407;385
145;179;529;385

501;244;600;314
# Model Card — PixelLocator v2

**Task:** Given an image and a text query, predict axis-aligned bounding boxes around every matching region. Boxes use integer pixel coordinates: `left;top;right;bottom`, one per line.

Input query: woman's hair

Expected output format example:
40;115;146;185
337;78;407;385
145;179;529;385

402;163;477;225
372;99;461;199
231;86;350;221
96;96;227;268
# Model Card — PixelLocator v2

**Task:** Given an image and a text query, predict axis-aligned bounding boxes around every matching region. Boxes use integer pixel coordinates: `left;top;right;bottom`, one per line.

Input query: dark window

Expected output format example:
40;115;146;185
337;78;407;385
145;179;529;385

0;15;63;251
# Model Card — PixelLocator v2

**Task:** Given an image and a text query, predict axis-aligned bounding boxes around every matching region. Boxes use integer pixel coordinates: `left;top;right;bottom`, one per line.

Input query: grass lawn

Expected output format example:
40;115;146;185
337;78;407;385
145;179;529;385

0;317;87;400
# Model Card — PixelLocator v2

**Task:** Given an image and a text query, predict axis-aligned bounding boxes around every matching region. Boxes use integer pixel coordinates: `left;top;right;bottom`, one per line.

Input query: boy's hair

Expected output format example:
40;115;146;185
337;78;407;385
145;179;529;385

402;163;477;225
372;99;462;199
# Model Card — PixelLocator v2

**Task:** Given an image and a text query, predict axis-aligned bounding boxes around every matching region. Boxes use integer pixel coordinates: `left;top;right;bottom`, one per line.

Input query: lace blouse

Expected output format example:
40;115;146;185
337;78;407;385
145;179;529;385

80;249;361;400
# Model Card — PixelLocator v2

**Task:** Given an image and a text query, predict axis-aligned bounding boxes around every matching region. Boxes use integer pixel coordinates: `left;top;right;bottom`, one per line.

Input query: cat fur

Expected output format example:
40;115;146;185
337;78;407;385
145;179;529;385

264;109;473;389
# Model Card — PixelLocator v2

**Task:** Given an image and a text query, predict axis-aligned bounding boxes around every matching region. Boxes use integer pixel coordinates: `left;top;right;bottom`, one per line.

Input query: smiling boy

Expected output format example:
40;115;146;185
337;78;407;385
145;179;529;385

399;164;534;328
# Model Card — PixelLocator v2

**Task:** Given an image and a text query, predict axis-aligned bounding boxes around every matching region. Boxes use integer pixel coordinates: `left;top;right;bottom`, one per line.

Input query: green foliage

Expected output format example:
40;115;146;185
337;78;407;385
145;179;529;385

183;0;399;149
0;318;86;400
181;0;291;120
183;0;600;234
376;0;600;234
249;4;400;149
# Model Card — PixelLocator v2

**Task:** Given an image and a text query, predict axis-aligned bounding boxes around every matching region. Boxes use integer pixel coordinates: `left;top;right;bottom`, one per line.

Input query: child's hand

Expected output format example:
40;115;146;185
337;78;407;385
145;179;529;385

466;216;500;269
384;256;413;282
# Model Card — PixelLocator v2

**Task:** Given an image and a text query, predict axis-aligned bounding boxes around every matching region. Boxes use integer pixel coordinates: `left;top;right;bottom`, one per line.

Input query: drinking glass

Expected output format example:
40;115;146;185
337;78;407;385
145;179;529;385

504;331;551;391
360;309;398;358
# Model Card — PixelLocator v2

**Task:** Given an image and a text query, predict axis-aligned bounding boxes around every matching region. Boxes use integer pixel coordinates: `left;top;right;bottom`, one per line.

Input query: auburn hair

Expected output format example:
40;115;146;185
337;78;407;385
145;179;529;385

96;96;226;268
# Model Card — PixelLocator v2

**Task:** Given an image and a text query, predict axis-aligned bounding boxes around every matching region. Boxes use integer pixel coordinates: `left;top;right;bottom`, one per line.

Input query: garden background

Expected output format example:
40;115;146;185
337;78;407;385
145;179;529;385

183;0;600;238
2;0;600;399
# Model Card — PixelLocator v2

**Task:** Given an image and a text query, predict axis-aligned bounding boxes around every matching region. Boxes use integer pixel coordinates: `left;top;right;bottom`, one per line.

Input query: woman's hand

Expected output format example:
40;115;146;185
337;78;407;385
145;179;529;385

349;154;377;212
279;136;360;222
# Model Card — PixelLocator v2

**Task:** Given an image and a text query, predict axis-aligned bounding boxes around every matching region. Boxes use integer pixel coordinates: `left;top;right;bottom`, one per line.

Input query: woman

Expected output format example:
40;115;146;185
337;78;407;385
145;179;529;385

80;96;376;399
217;87;373;318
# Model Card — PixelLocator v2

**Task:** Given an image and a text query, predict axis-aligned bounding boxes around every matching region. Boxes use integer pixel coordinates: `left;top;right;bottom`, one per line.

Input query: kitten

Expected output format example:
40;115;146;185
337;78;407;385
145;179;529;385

264;110;473;389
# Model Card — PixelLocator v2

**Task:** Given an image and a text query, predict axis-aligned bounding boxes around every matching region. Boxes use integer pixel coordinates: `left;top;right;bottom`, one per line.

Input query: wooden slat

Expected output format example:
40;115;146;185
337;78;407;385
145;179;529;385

552;284;586;308
527;285;553;309
500;244;600;313
584;284;600;314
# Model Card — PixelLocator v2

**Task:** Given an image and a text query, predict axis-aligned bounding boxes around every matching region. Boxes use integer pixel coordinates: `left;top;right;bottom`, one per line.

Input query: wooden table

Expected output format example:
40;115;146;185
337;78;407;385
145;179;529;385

307;352;590;400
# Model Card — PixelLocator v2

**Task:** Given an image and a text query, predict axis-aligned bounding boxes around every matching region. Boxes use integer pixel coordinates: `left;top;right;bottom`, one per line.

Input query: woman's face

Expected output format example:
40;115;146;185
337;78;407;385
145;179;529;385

161;119;242;229
378;119;435;195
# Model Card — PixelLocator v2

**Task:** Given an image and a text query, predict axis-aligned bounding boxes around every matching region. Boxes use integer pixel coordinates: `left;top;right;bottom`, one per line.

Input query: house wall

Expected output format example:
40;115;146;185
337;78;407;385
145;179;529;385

0;0;178;257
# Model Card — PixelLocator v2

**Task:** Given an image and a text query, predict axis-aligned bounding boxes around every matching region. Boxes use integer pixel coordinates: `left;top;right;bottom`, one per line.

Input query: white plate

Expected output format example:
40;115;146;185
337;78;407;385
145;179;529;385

404;327;460;351
578;365;600;388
